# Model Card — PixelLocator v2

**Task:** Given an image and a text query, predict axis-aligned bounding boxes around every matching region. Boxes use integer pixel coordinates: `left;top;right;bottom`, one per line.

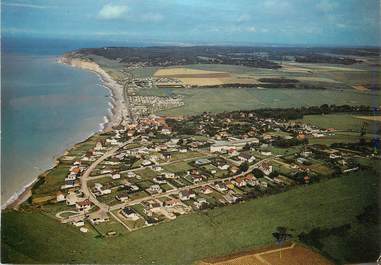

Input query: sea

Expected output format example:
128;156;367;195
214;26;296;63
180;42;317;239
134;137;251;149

1;37;127;207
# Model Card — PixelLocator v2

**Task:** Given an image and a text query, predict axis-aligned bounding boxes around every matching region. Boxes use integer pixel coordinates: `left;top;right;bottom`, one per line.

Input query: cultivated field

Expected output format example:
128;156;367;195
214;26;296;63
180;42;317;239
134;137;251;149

199;243;333;265
154;67;257;87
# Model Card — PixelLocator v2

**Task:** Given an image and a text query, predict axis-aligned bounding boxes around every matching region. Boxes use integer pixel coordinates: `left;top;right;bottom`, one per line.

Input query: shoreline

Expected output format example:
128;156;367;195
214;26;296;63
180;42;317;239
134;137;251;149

3;55;126;210
58;55;127;131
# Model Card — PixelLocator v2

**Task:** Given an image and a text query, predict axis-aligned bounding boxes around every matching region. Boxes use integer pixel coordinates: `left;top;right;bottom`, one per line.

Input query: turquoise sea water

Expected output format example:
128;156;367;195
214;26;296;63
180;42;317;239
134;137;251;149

1;53;110;206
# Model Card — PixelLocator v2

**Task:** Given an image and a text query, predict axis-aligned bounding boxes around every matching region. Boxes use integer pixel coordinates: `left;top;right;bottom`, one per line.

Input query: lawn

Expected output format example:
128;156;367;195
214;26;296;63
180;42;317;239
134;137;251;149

163;161;193;173
134;168;158;180
2;167;378;264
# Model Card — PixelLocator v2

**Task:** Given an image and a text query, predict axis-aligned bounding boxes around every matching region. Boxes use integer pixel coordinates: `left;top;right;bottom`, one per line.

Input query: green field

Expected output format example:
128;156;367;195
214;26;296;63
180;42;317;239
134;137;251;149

299;113;381;132
137;87;380;116
2;166;378;264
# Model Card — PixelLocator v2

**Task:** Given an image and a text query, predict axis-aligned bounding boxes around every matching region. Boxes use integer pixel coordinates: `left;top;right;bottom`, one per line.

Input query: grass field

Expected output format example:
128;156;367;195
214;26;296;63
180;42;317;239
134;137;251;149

136;88;380;116
2;166;378;264
299;113;381;132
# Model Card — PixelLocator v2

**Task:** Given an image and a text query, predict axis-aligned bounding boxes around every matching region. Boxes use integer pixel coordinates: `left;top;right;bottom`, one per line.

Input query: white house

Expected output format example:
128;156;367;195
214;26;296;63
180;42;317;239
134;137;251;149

111;174;121;180
76;199;92;212
56;191;66;202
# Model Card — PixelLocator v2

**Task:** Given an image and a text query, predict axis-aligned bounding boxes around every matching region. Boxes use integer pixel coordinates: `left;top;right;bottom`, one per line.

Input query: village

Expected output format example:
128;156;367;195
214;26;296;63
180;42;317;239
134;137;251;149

44;105;370;235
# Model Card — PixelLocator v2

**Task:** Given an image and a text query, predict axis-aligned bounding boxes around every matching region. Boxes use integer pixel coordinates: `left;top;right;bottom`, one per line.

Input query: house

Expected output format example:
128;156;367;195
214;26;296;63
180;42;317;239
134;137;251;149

244;173;258;186
56;191;66;202
122;207;139;220
164;199;181;207
76;199;92;212
161;127;172;135
65;173;77;181
70;166;81;175
261;151;272;156
111;173;121;180
94;141;104;151
161;152;172;160
225;181;235;190
260;181;268;188
296;157;309;164
153;176;167;184
194;198;208;209
218;163;230;170
141;160;152;166
228;148;239;157
125;184;139;193
72;220;85;227
215;182;228;192
200;186;213;194
146;185;163;194
89;210;109;225
143;200;163;209
195;158;211;166
127;130;135;137
230;165;239;174
191;174;204;183
329;153;341;159
233;177;247;187
116;192;129;202
238;152;255;163
66;193;80;206
257;162;273;175
152;165;163;172
223;193;238;204
179;190;196;201
162;172;176;179
127;171;136;178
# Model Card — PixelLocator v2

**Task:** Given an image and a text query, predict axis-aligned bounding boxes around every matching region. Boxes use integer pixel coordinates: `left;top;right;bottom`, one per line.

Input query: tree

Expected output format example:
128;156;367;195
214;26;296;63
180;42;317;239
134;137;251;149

272;226;292;244
272;226;292;259
252;168;264;178
239;162;249;173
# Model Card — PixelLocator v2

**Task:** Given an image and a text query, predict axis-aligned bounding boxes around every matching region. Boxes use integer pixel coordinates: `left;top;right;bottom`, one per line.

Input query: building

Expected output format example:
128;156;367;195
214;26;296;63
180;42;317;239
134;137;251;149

210;138;259;153
195;158;211;166
56;191;66;202
116;193;129;202
122;207;139;219
179;190;196;201
76;199;92;212
257;162;273;175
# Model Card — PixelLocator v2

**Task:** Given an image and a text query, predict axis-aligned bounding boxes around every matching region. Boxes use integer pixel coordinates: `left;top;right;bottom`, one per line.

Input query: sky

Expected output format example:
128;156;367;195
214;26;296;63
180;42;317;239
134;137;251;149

2;0;381;46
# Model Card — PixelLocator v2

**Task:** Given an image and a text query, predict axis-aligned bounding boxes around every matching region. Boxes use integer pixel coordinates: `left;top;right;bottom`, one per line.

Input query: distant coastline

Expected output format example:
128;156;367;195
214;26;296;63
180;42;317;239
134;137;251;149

3;54;124;210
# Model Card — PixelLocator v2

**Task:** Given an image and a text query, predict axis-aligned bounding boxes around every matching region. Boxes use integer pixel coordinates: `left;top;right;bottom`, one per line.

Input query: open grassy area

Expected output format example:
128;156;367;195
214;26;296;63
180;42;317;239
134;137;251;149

2;166;378;264
137;88;380;116
299;113;381;132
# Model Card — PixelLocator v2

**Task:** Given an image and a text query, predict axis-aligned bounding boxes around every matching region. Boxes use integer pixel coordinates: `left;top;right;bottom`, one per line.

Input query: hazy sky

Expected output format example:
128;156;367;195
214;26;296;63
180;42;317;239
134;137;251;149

2;0;380;46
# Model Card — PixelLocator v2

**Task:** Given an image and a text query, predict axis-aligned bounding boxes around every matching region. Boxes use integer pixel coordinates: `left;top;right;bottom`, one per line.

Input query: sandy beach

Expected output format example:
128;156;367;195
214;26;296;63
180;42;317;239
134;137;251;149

58;56;128;131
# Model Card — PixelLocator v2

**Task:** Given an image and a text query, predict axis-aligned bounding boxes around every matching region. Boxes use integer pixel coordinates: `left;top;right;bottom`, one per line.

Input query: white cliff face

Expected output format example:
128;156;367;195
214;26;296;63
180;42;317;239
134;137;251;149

59;56;128;130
